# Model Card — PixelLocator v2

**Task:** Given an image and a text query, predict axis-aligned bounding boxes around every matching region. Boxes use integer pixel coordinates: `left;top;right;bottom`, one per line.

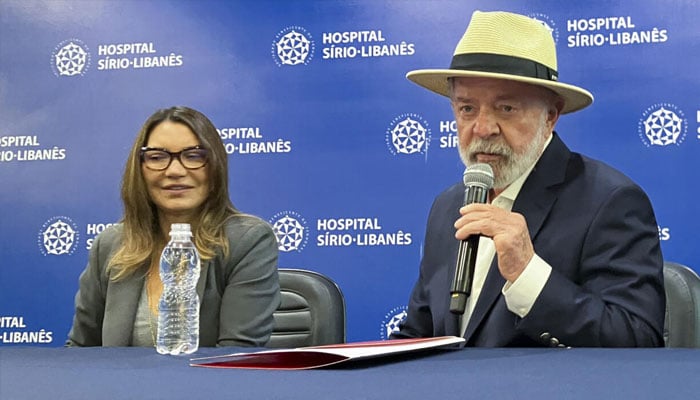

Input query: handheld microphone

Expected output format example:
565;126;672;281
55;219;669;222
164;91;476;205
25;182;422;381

449;163;494;315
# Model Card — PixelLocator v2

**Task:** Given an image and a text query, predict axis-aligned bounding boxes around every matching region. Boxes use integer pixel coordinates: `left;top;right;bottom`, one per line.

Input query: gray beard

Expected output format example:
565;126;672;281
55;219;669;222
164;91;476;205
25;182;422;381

459;118;548;190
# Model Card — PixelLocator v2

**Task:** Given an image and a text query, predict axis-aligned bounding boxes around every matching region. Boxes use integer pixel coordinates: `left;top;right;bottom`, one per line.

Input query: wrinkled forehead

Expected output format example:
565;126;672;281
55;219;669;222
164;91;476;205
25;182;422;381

450;78;563;114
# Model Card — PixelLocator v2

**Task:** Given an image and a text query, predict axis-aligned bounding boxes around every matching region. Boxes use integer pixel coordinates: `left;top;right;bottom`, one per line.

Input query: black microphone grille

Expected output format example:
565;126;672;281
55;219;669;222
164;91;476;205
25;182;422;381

463;163;494;189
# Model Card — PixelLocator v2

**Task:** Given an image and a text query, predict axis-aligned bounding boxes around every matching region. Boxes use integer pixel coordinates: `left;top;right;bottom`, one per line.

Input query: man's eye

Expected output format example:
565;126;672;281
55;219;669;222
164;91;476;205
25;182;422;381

501;105;514;112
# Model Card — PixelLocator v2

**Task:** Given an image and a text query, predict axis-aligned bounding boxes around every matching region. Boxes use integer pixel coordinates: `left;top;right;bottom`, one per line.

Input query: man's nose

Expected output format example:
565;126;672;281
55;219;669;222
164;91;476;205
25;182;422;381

472;109;499;138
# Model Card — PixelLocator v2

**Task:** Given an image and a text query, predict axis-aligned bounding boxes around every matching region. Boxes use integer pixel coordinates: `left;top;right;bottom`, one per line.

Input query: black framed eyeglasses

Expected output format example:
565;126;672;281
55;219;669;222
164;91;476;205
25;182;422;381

140;146;209;171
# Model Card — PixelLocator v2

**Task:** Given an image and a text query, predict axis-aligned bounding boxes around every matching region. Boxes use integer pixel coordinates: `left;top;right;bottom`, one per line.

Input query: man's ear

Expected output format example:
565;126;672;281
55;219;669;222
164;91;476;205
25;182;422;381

547;97;564;127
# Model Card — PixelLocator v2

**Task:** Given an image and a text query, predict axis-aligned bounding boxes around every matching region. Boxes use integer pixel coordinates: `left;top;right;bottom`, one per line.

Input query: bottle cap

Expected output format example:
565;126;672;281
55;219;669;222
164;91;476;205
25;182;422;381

170;223;192;235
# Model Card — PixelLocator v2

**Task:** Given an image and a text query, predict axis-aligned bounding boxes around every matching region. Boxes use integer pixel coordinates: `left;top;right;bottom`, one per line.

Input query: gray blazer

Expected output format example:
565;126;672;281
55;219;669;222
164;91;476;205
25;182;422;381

66;215;280;347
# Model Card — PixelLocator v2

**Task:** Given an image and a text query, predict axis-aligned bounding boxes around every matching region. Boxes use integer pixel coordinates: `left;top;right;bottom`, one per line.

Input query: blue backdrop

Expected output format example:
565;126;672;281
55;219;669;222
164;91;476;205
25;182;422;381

1;0;698;346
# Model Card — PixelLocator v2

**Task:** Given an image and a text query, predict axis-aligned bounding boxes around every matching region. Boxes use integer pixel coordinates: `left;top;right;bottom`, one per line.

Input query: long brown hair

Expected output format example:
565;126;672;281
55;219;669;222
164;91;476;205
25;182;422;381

108;106;238;280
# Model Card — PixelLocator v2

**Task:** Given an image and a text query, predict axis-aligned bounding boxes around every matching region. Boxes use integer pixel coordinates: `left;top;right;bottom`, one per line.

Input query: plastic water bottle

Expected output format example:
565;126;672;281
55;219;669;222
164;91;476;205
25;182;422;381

156;223;200;355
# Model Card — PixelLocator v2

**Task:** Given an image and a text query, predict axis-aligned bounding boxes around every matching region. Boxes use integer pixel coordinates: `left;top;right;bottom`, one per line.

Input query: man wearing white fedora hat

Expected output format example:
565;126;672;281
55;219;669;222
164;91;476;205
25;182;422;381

393;11;665;347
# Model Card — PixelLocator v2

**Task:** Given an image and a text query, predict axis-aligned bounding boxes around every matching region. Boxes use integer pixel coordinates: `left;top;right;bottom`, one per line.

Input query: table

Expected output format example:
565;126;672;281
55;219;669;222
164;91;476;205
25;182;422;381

1;346;699;399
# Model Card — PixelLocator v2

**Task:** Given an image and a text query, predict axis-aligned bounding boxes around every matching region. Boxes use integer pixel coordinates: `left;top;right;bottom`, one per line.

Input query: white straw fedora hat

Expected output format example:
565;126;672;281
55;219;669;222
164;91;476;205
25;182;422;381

407;10;593;114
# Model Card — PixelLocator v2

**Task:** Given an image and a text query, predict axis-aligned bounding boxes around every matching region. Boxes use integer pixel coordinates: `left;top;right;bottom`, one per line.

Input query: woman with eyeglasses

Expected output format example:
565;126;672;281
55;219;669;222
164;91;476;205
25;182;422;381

66;106;280;348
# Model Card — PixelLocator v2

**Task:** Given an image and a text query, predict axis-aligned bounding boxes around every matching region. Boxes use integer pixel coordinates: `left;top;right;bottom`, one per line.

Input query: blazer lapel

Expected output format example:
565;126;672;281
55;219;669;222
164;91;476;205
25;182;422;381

196;259;209;310
104;274;144;346
462;133;571;343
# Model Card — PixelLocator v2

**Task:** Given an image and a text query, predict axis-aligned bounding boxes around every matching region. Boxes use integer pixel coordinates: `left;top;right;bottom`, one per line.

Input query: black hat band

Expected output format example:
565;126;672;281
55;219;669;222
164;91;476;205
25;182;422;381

450;53;558;82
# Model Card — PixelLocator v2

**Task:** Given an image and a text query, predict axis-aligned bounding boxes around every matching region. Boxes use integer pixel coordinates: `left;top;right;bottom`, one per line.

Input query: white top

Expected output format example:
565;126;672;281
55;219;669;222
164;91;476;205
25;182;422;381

131;283;157;347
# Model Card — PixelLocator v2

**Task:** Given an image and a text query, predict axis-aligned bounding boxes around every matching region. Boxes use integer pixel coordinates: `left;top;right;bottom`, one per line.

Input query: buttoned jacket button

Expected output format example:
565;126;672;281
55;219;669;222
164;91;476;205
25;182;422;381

540;332;551;341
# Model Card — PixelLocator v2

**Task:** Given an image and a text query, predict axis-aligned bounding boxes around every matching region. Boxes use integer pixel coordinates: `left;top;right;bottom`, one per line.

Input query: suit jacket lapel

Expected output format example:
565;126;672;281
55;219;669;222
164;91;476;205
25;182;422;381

462;258;503;341
462;133;571;342
512;133;570;239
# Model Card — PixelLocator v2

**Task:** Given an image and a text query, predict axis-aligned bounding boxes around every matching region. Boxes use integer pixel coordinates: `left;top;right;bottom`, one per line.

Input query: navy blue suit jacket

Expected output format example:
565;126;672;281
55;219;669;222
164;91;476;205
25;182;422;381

394;133;665;347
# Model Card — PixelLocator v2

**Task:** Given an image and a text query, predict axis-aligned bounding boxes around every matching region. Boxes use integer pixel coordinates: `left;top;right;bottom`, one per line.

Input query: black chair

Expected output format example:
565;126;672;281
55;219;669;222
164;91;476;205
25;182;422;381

267;268;346;348
663;261;700;348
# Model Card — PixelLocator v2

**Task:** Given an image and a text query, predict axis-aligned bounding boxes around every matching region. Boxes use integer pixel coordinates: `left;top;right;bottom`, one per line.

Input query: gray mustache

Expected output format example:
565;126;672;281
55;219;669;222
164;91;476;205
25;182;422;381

468;140;513;157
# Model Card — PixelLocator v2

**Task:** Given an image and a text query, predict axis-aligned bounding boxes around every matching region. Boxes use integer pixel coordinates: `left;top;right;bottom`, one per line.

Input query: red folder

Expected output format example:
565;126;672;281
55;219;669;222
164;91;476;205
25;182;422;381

189;336;465;370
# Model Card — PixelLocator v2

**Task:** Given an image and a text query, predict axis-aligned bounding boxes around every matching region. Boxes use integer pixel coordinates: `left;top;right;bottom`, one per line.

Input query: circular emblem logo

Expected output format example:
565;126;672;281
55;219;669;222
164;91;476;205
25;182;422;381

386;113;431;155
38;216;80;256
379;305;408;340
529;13;559;44
638;103;687;147
272;26;314;66
269;211;309;252
51;39;91;77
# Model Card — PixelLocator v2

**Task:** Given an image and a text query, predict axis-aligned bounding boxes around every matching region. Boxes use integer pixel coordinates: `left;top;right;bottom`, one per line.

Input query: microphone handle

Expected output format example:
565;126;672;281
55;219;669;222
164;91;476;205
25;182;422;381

450;235;480;314
449;184;488;314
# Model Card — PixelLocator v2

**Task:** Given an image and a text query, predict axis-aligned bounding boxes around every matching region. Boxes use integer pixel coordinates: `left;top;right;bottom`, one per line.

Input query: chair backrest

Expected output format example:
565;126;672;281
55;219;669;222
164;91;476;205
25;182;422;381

663;261;700;348
267;268;346;348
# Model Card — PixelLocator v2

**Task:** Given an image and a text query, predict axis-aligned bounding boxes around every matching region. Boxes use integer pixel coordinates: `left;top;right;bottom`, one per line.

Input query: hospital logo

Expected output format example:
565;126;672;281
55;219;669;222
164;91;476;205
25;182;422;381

379;305;407;340
272;26;315;66
638;103;687;147
386;113;431;156
51;39;91;77
269;211;309;252
37;216;80;256
529;13;559;44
